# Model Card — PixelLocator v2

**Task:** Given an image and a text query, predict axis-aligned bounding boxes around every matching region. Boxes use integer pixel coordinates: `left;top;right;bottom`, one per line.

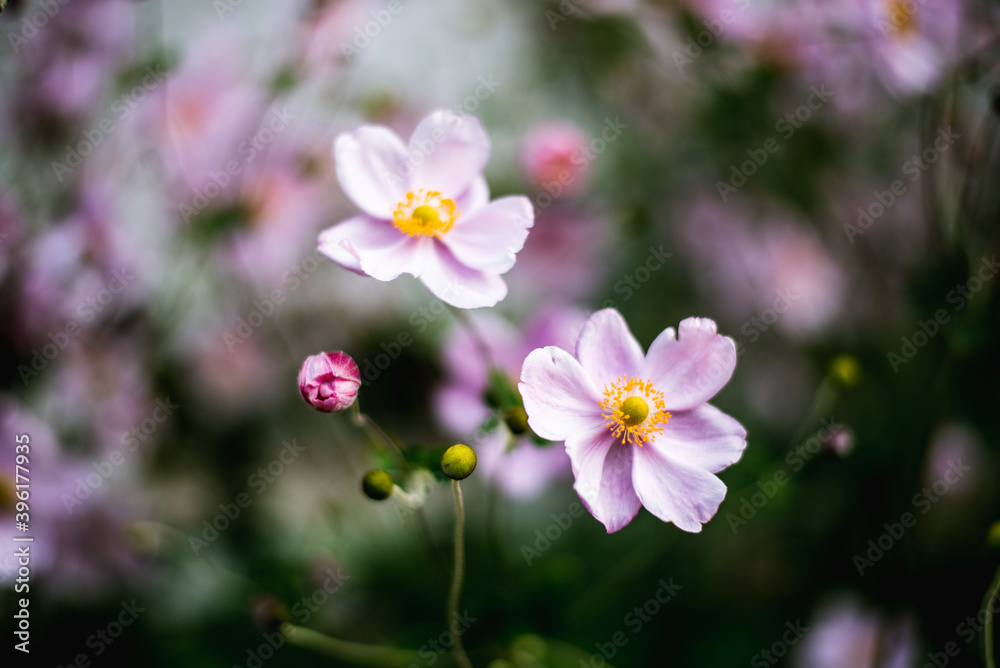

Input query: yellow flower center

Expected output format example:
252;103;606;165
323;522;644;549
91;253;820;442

885;0;918;38
393;189;459;238
600;376;671;447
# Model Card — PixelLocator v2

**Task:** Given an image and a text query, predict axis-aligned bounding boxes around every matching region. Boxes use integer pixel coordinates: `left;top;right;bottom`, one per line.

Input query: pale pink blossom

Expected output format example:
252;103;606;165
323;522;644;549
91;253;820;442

520;309;746;532
318;110;534;309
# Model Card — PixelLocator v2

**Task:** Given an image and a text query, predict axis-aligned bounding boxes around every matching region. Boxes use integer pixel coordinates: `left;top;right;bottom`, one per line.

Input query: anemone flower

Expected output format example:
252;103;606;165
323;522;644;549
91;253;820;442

519;309;746;533
319;110;534;309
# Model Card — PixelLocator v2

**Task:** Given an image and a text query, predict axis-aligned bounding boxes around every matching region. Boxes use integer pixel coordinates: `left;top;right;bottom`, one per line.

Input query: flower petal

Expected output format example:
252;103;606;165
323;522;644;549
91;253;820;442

575;309;645;387
631;445;727;533
406;111;490;199
443;196;534;274
642;317;737;411
434;385;491;436
419;241;507;308
482;435;571;501
566;426;641;533
318;216;423;281
334;126;408;219
655;404;747;473
456;176;489;214
519;346;605;441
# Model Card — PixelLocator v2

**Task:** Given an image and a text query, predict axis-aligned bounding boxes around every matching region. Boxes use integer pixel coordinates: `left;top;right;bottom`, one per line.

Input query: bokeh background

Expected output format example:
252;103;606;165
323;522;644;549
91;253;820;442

2;0;1000;665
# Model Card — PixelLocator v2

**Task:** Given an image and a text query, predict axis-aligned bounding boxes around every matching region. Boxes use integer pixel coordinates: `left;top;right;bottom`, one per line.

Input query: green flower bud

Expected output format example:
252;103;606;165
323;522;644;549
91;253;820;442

829;354;861;388
988;521;1000;549
441;444;477;480
361;469;395;501
504;406;529;435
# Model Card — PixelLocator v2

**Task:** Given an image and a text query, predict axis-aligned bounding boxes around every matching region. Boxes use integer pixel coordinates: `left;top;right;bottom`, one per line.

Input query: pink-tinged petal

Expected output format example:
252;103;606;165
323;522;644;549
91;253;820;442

419;241;507;308
575;309;645;387
495;440;571;500
318;216;423;281
631;446;727;533
566;426;641;533
477;433;572;501
455;176;489;214
642;317;737;411
406;111;490;199
443;196;534;274
434;384;491;436
519;347;605;441
656;404;747;474
334;126;408;219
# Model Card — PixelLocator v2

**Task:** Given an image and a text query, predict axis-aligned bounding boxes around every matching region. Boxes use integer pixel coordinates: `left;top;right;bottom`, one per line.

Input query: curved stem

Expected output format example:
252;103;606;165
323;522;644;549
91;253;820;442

448;480;473;668
985;563;1000;668
447;305;495;370
281;623;420;668
350;400;409;468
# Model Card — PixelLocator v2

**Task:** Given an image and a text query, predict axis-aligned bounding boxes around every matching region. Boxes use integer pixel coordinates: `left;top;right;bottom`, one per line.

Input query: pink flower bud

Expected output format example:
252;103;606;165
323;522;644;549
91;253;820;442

521;122;590;196
297;351;360;413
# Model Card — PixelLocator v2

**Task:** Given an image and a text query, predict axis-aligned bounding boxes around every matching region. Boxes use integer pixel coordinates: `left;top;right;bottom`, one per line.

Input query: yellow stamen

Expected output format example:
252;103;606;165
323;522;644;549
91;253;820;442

600;376;671;447
886;0;918;38
393;190;459;238
621;396;648;426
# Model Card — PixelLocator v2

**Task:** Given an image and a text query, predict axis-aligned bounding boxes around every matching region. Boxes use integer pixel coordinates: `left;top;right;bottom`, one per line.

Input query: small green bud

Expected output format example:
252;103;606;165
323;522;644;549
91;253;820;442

829;354;861;388
988;521;1000;549
441;444;477;480
504;406;529;435
361;469;395;500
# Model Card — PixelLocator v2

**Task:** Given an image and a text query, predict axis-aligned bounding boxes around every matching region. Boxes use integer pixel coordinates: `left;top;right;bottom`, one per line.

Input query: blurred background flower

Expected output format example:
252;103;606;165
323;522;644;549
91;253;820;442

1;0;999;665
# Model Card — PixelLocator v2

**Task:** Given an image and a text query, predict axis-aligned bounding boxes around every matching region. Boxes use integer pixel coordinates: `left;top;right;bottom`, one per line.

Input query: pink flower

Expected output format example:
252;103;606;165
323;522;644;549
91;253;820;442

795;598;917;668
318;110;534;309
298;352;361;413
861;0;963;95
520;122;590;196
519;309;746;533
435;307;586;499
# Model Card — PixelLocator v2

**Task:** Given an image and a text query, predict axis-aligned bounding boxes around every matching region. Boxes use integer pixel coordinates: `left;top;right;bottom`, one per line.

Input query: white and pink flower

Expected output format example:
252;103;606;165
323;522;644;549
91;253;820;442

318;110;534;309
519;309;746;533
435;307;585;499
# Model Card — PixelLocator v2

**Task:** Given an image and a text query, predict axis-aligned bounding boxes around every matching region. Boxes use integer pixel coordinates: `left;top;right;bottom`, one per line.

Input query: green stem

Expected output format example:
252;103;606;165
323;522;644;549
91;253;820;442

447;305;495;371
985;563;1000;668
350;400;409;468
281;623;420;668
448;480;473;668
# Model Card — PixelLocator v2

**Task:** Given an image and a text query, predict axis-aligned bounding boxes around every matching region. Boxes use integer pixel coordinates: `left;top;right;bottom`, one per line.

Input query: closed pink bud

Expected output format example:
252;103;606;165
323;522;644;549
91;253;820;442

521;121;590;196
298;351;360;413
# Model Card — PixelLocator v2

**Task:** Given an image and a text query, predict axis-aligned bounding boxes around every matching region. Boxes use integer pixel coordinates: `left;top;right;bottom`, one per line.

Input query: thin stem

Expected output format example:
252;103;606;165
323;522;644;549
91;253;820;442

448;480;473;668
281;623;420;667
350;400;409;468
447;305;495;370
985;563;1000;668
